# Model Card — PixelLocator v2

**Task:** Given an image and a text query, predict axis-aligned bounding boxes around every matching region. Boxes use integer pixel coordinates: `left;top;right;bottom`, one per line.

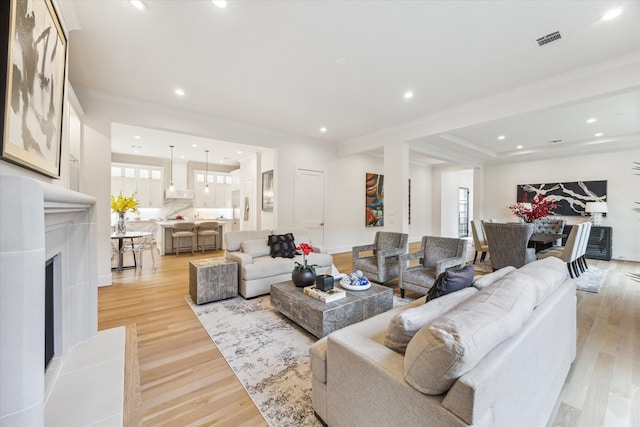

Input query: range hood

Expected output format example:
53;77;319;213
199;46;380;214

165;162;193;199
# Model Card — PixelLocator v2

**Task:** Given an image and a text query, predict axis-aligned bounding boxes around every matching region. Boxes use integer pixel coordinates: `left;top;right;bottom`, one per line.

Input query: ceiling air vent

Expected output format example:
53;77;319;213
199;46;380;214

536;31;562;47
548;139;563;144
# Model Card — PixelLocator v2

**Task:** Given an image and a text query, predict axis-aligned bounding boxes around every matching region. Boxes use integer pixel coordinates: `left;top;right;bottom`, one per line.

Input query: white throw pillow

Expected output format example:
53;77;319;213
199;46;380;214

404;274;538;395
385;287;477;354
241;238;271;258
471;266;516;290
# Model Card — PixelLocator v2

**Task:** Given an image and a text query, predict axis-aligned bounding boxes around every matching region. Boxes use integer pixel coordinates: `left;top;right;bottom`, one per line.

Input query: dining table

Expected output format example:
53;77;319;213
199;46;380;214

528;233;565;253
110;231;152;272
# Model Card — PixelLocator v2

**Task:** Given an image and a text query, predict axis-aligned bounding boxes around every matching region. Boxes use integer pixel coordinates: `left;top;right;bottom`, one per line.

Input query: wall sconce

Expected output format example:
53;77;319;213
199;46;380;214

585;202;608;225
204;150;210;193
168;145;175;191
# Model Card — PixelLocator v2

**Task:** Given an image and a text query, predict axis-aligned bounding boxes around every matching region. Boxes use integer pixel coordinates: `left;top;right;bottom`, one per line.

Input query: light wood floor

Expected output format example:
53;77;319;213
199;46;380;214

99;245;640;427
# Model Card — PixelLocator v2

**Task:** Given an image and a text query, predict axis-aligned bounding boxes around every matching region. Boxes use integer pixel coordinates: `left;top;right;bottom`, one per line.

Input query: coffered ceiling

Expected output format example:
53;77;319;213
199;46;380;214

60;0;640;165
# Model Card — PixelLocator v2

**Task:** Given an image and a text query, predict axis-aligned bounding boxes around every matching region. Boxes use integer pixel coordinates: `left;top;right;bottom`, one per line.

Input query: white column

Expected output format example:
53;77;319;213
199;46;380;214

383;141;409;233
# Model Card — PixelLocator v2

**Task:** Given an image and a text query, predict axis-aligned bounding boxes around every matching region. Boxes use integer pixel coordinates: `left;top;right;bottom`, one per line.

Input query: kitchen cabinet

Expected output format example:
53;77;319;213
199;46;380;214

111;163;164;208
193;171;232;208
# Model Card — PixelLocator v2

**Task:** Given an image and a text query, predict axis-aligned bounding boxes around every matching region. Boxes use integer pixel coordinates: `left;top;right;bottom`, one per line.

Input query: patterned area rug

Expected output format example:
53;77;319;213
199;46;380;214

575;264;608;293
187;294;410;427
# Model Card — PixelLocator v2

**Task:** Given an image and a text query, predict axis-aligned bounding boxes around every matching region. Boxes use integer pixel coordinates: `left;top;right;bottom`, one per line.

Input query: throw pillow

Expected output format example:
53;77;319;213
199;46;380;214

384;287;477;354
404;275;538;395
240;239;271;258
268;233;298;258
471;266;516;290
426;265;475;302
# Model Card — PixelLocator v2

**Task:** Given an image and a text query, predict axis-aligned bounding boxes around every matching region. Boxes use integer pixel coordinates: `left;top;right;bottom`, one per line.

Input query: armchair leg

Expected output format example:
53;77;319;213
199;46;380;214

473;251;478;264
481;252;487;262
400;289;405;298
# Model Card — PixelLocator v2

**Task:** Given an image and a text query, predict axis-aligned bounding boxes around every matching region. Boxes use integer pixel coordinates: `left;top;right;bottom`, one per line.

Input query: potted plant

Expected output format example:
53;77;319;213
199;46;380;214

111;192;140;235
292;243;319;287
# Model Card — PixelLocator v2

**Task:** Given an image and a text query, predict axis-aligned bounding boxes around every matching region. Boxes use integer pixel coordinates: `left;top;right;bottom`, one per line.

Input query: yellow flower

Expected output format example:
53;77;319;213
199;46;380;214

111;192;140;215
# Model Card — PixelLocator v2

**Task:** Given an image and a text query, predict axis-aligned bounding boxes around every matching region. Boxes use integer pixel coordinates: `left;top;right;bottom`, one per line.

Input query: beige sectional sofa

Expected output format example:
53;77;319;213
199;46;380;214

225;229;334;298
310;257;576;426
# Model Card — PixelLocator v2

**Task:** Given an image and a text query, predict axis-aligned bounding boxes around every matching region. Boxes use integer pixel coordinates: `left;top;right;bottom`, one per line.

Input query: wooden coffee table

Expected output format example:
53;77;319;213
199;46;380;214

270;280;393;338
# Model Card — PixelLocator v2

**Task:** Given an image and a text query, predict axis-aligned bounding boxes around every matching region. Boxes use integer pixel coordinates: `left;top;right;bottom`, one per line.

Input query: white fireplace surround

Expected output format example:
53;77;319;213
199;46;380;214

0;176;98;425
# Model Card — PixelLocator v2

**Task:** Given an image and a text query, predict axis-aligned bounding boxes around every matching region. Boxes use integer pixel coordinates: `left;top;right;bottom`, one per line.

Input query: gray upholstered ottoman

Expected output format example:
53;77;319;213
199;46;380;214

189;258;238;304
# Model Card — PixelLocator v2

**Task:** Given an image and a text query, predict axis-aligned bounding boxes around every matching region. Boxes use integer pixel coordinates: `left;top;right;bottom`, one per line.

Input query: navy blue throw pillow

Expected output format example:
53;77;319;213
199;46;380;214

426;265;475;302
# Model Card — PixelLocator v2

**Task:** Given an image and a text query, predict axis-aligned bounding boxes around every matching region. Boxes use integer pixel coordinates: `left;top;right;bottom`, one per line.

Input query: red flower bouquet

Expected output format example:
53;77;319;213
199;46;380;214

508;194;557;223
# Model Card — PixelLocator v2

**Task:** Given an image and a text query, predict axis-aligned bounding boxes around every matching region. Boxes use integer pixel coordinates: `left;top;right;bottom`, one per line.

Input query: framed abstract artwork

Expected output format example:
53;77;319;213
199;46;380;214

262;170;274;212
1;0;67;178
365;172;384;226
516;180;607;216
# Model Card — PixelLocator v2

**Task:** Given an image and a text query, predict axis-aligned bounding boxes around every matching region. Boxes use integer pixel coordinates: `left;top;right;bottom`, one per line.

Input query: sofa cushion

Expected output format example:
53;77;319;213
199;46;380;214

268;233;297;258
516;257;568;305
471;266;516;290
404;274;538;395
426;265;474;302
240;238;270;258
225;229;271;252
242;252;333;281
385;287;477;354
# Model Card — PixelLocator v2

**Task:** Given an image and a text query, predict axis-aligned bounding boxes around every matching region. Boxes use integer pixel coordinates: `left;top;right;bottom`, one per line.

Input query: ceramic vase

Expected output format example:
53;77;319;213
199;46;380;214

116;213;126;235
292;267;316;287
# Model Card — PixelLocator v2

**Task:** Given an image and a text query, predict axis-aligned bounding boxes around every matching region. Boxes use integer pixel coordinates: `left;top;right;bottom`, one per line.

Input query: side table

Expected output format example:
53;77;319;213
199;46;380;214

189;258;238;304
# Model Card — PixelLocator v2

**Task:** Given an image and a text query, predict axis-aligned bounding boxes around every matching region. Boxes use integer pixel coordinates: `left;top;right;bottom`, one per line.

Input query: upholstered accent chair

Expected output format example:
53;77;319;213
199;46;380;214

483;223;536;270
537;222;587;278
398;236;467;298
533;218;566;246
352;232;408;284
471;220;489;264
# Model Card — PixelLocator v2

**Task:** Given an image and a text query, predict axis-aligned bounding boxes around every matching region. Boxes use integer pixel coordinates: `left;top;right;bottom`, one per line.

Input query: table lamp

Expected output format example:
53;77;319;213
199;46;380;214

585;202;608;225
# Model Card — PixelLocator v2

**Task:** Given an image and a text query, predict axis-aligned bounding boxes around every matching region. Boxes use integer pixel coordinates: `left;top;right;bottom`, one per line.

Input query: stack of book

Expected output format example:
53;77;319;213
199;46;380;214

303;285;346;303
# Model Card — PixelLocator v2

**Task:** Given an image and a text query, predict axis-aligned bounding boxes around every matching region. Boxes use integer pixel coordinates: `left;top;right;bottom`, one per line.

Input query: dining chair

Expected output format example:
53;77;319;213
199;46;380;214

483;222;536;270
471;220;489;264
352;231;408;284
197;221;220;253
576;221;592;273
172;221;196;256
537;223;584;278
533;218;566;246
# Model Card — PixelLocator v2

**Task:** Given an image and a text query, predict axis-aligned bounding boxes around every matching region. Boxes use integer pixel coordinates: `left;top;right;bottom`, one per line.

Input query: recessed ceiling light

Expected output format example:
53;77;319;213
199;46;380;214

212;0;227;8
175;88;185;96
594;132;603;137
129;0;145;11
586;118;597;124
602;8;623;21
191;144;198;148
320;127;327;133
403;91;414;100
498;135;505;140
516;145;523;149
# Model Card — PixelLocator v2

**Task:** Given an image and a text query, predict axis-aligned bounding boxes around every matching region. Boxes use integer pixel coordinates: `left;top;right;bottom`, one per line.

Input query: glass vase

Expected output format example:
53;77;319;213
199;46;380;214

116;213;126;235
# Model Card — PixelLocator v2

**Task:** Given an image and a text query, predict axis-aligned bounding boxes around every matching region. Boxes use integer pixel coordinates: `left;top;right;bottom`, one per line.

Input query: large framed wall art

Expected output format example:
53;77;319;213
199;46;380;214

516;180;607;216
1;0;67;178
365;172;384;226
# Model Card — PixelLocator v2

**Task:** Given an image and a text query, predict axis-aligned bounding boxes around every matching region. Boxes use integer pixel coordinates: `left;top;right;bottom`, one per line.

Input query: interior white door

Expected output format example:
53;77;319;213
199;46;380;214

294;168;325;247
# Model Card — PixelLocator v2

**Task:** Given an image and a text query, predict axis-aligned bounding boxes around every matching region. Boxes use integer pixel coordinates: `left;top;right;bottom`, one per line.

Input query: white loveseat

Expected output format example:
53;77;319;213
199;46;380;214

225;229;334;298
310;257;576;426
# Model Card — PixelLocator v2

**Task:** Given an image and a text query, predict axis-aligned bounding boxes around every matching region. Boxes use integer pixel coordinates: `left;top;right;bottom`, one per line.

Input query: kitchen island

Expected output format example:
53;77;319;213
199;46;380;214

156;219;230;255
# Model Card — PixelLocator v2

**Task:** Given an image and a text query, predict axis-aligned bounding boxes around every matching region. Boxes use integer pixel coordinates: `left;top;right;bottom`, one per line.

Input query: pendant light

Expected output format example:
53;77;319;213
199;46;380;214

169;145;175;191
204;149;210;193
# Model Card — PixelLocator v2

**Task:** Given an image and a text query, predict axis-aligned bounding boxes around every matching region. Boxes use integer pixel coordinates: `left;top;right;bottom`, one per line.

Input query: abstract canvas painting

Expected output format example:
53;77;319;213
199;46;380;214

516;180;607;217
1;0;67;178
366;172;384;226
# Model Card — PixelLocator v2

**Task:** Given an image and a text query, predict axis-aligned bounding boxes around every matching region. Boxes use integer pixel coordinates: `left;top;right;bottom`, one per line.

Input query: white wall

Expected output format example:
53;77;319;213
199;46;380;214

441;169;474;237
482;147;640;261
408;164;433;243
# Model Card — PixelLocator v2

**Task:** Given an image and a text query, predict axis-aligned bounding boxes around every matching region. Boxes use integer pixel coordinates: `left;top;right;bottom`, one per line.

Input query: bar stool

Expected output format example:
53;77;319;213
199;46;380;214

197;221;219;253
172;221;196;256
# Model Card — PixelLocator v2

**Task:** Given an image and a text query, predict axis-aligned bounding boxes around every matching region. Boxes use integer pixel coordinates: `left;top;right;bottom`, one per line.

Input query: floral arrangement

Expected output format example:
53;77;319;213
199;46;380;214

508;193;557;223
111;192;140;216
295;243;318;273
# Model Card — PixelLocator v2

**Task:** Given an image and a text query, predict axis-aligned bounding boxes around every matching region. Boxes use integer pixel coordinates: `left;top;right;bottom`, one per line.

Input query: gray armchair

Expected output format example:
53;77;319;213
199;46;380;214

352;231;408;284
483;223;536;270
398;236;467;298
